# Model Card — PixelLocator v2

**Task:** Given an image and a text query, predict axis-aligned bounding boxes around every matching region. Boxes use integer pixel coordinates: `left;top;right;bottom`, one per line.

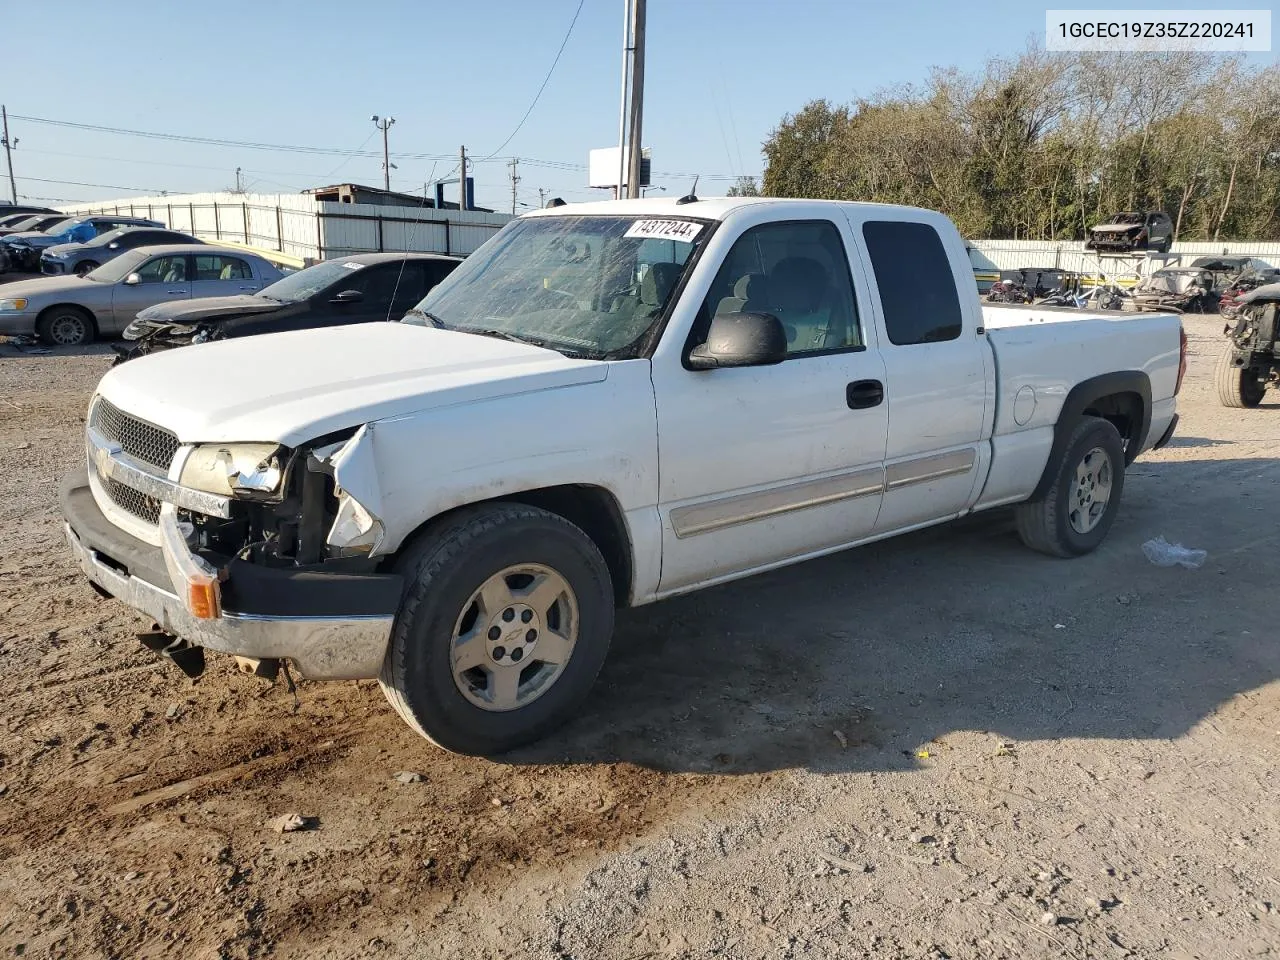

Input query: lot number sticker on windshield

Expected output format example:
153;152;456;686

341;261;365;270
623;219;703;243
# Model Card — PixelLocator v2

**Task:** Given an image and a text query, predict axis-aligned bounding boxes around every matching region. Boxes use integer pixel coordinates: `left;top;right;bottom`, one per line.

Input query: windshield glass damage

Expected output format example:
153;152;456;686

405;214;709;358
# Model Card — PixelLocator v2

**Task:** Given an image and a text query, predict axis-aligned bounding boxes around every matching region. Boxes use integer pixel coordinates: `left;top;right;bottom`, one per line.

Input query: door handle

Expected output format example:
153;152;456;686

165;289;185;294
846;379;884;410
237;285;256;290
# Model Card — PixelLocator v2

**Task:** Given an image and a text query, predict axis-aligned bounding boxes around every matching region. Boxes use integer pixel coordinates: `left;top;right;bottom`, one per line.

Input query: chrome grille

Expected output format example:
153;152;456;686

90;397;179;470
102;476;161;524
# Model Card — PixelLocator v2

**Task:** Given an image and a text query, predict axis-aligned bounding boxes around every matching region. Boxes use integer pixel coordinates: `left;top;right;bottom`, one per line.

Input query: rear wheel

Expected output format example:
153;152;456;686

1216;346;1265;408
1015;417;1126;558
74;260;99;277
36;307;95;347
379;503;615;755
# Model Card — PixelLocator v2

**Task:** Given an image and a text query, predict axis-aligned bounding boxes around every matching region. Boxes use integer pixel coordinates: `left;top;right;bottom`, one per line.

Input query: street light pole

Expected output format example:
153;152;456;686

371;115;395;191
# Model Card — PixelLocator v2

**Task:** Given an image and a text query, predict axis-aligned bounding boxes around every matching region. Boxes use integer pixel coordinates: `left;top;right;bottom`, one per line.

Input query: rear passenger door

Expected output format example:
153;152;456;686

190;254;261;299
847;213;990;533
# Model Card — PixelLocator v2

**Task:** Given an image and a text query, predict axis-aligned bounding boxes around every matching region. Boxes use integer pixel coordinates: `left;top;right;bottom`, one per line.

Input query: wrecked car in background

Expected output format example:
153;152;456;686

115;252;461;363
41;226;203;277
1132;268;1219;314
1;215;163;273
1217;280;1280;408
1085;211;1173;253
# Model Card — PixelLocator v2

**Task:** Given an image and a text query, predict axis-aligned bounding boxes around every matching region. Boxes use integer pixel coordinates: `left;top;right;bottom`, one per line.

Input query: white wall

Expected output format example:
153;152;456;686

56;192;512;262
972;238;1280;274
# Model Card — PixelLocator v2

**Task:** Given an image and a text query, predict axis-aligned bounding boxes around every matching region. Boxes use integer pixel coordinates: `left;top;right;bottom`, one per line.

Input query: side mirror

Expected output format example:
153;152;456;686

124;273;141;286
331;289;364;304
687;312;788;370
108;242;120;250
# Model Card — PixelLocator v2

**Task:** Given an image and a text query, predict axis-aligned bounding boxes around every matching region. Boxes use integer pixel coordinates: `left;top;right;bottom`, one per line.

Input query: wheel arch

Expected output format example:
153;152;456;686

387;484;635;608
1029;371;1151;501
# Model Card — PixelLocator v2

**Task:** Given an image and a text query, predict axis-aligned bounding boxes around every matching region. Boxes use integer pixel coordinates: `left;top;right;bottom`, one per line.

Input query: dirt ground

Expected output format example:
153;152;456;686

1;315;1278;960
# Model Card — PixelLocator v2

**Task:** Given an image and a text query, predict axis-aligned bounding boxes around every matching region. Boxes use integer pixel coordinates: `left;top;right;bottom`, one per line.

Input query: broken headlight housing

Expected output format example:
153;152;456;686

180;443;283;497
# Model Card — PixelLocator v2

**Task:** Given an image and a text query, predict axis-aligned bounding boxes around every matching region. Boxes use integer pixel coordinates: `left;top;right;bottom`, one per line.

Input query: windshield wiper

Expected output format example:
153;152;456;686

403;307;446;327
467;327;552;349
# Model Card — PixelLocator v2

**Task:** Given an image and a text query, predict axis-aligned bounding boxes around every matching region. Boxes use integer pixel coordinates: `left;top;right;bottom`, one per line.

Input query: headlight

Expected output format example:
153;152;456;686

180;443;283;497
46;251;66;259
123;319;196;341
0;298;28;312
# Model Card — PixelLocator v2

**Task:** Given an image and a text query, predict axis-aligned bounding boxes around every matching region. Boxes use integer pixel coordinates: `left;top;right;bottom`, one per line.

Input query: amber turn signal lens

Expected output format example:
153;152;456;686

187;576;222;620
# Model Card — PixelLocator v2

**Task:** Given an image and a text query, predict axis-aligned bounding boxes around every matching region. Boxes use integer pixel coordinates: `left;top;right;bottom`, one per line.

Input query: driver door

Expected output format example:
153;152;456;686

108;254;192;333
651;215;889;593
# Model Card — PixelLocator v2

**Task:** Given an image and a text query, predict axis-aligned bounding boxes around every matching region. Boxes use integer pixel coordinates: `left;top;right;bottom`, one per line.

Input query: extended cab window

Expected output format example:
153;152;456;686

702;220;861;356
862;220;962;345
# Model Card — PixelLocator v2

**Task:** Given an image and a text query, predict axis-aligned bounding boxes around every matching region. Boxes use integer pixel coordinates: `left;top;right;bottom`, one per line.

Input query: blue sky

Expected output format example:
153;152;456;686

4;0;1274;212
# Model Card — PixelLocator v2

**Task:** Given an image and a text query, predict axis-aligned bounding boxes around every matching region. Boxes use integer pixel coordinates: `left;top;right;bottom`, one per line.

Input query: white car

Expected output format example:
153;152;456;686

61;197;1185;754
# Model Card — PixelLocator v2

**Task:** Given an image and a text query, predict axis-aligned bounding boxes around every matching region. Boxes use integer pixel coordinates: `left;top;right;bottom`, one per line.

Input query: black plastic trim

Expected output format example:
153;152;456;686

1028;371;1152;501
1152;413;1179;451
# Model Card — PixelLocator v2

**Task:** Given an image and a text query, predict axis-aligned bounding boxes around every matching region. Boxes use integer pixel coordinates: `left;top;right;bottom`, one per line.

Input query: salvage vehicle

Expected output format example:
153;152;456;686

0;215;163;272
1132;268;1218;314
0;212;47;232
41;227;202;277
60;197;1184;755
0;245;283;346
965;243;1001;294
0;212;73;238
1085;211;1173;253
114;252;462;363
1219;268;1280;318
1217;281;1280;408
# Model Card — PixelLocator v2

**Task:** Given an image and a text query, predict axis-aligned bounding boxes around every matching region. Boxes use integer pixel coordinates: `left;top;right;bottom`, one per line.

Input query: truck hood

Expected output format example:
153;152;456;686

136;294;283;324
95;322;610;446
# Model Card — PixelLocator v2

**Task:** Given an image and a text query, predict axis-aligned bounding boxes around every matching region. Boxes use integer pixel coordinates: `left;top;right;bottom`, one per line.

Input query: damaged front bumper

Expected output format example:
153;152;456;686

60;467;402;679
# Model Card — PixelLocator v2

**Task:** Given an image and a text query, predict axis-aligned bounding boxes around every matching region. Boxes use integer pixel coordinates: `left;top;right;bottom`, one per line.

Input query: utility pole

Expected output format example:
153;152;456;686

2;106;17;204
234;166;243;193
508;157;520;215
615;0;632;199
625;0;646;199
459;145;467;211
371;115;395;191
538;187;547;209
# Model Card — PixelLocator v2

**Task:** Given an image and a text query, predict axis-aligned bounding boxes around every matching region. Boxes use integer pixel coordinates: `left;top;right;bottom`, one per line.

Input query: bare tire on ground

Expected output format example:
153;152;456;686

36;307;95;347
379;503;615;755
1015;416;1126;558
1215;346;1265;408
74;260;99;277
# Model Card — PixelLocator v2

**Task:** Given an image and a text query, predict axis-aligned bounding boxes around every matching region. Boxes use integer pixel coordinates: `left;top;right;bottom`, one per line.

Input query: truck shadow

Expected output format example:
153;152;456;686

504;455;1280;775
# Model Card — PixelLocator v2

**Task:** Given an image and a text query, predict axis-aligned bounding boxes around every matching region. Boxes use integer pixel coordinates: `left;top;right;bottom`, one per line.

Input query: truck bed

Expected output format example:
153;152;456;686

973;303;1182;510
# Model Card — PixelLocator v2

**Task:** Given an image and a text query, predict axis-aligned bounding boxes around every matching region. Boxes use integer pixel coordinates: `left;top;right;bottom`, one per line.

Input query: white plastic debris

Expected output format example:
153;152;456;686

1142;536;1207;569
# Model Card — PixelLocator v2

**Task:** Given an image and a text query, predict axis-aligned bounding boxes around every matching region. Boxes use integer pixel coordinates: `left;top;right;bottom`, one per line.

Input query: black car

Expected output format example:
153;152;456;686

1085;211;1174;253
0;213;73;238
0;203;55;220
116;252;462;362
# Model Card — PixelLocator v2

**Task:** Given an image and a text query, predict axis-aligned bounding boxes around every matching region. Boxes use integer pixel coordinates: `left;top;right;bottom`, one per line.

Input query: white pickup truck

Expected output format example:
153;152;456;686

61;197;1185;755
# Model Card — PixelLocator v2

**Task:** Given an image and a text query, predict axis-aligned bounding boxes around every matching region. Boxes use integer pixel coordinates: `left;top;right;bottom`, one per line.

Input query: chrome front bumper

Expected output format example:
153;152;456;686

62;466;399;681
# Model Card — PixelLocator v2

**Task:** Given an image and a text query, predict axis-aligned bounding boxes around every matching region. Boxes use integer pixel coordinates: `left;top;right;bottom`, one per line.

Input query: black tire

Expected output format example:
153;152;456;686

1216;346;1265;408
36;306;95;347
1015;416;1126;558
74;260;99;277
379;503;615;755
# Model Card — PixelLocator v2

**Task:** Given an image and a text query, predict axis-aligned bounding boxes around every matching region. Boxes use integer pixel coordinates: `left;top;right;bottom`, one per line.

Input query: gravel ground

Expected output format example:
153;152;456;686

0;315;1278;960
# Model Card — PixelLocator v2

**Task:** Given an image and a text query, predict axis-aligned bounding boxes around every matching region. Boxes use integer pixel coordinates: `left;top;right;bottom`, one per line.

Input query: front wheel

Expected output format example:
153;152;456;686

36;307;95;347
1216;346;1266;408
379;503;615;755
1015;416;1126;558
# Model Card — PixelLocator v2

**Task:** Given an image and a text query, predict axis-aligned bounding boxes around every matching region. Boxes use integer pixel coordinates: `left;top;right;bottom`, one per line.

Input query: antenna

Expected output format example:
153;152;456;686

676;175;699;205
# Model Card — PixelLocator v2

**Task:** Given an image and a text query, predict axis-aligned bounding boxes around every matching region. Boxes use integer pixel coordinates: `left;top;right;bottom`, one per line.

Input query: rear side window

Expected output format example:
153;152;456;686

862;220;963;345
194;255;252;280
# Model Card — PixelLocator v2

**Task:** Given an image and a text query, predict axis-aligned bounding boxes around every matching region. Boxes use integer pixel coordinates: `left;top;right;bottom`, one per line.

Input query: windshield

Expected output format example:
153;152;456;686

406;214;708;358
85;249;152;283
1109;213;1142;224
257;259;368;302
0;214;35;229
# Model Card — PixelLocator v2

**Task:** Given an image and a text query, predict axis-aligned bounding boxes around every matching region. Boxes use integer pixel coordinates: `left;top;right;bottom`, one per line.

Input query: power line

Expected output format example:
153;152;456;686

476;0;585;162
18;174;174;193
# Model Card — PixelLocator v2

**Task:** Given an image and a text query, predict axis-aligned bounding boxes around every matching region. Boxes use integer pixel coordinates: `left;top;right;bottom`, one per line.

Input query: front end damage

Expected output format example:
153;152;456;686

61;409;403;681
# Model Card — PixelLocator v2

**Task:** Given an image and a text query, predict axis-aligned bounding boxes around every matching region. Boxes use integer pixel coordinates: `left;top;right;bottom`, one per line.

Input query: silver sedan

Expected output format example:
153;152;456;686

0;245;284;346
